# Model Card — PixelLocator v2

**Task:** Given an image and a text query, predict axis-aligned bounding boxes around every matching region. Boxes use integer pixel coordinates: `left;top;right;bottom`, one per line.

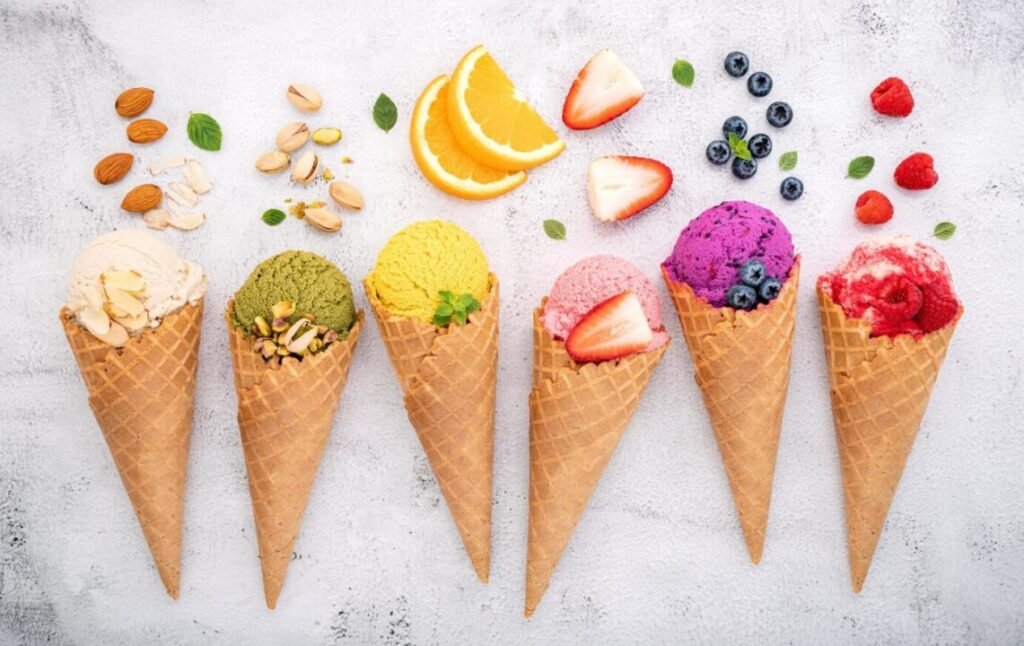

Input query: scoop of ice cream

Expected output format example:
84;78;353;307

542;255;668;349
366;220;490;323
232;250;356;335
663;201;795;307
818;234;959;338
67;229;205;330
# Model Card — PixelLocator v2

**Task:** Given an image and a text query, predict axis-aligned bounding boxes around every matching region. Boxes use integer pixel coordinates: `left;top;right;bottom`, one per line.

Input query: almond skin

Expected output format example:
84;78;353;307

121;184;162;212
126;118;167;144
93;153;134;185
115;87;154;117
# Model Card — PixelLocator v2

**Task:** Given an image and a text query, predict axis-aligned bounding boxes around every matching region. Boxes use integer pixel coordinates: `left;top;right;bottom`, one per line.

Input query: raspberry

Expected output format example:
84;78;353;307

874;274;924;322
855;190;894;224
916;285;959;333
871;77;914;117
894;152;939;190
874;318;923;338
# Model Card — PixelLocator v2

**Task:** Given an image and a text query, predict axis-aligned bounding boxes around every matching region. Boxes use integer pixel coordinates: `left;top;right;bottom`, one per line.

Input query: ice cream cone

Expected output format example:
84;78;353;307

225;303;362;609
363;276;498;582
60;300;204;599
525;301;668;617
661;259;800;564
818;287;961;592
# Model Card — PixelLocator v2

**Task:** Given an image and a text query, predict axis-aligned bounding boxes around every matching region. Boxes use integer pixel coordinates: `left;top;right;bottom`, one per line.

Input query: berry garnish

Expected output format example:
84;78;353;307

870;77;914;117
565;291;653;362
731;157;757;180
726;285;758;310
758;278;782;302
855;190;893;224
587;156;673;222
738;259;766;287
875;275;924;322
780;177;803;201
766;101;793;128
748;133;772;158
916;285;959;333
748;72;772;97
724;51;749;78
706;140;731;165
722;115;748;140
894;152;938;190
563;49;645;130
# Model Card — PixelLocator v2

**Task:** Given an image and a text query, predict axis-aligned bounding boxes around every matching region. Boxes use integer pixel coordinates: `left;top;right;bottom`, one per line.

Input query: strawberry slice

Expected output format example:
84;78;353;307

565;291;653;363
563;49;645;130
587;156;673;222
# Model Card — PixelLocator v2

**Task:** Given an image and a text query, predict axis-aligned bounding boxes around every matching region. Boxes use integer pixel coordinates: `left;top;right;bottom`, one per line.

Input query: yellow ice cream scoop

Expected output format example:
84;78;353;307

367;220;489;323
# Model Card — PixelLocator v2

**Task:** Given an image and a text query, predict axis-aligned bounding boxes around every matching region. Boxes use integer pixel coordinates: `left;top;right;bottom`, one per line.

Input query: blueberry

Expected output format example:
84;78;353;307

738;259;766;287
748;72;773;97
706;140;731;165
731;156;757;180
758;277;782;302
724;51;749;77
723;116;748;140
780;176;804;201
727;285;758;310
748;133;772;158
766;101;793;128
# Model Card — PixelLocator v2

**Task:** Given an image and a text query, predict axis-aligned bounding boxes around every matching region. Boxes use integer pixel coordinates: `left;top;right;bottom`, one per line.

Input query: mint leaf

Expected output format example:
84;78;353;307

373;93;397;132
728;132;752;161
436;302;454;317
846;155;875;179
453;310;467;326
187;112;222;151
261;208;286;226
433;291;480;327
933;221;956;240
543;219;566;240
671;59;695;88
778;151;798;171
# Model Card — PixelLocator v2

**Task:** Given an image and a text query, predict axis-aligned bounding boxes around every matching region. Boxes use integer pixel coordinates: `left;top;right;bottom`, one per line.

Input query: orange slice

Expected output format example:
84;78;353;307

411;75;526;200
447;45;565;171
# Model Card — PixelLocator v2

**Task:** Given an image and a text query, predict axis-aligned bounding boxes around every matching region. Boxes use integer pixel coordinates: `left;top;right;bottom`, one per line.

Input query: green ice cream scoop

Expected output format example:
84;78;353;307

232;250;356;336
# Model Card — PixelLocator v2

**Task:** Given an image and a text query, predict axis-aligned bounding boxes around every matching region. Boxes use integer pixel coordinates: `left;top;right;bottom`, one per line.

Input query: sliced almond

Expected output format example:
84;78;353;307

328;180;364;211
168;182;199;207
95;321;129;347
276;122;310;152
286;84;322;111
79;305;111;336
143;208;170;230
113;311;149;332
101;270;146;294
168;211;206;231
303;207;342;233
291;150;319;185
149;154;187;176
183;160;212;194
255;151;290;173
104;284;145;318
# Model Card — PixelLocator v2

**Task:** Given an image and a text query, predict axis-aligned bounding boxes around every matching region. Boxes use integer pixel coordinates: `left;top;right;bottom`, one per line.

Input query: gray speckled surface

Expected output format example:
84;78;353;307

3;0;1024;643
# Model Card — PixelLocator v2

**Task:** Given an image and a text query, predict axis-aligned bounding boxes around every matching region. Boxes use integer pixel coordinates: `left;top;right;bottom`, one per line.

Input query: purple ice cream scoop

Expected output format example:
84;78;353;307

663;201;794;307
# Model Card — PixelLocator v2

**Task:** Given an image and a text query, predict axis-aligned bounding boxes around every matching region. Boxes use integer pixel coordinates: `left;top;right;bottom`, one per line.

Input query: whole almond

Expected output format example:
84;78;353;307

328;180;364;210
275;122;309;152
303;207;342;233
115;87;154;118
93;153;134;185
127;118;167;144
121;184;162;212
286;84;322;111
256;151;290;173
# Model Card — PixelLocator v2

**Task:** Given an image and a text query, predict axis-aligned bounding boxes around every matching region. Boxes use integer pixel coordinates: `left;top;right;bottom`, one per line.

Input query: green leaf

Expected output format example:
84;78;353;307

728;132;752;161
261;208;286;226
456;293;477;310
432;313;450;327
464;299;481;315
778;151;798;171
452;310;467;326
373;93;398;132
438;290;455;304
187;112;222;151
846;155;875;179
543;219;566;240
671;59;695;88
933;221;957;240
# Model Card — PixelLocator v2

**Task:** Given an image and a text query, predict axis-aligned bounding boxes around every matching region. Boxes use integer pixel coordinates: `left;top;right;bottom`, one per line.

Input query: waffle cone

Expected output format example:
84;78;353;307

817;287;960;592
363;276;498;583
225;303;362;609
525;301;668;617
661;260;800;564
60;300;204;599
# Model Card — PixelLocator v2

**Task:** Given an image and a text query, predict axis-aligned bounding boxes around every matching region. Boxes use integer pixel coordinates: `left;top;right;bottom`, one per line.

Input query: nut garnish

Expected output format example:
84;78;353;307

286;84;322;112
250;301;339;366
102;270;146;294
126;118;168;144
149;154;187;176
291;150;319;185
276;122;310;152
115;88;154;118
272;300;296;320
80;305;111;336
94;153;134;185
288;200;325;219
256;151;290;173
121;184;162;212
303;207;342;233
114;311;149;332
143;208;170;229
95;321;130;347
183;160;212;194
328;181;364;211
168;211;206;231
103;284;145;318
312;128;342;145
167;182;198;208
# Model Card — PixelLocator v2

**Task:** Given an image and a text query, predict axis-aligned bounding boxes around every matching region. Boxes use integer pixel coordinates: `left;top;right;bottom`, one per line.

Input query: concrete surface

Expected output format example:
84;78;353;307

2;0;1023;643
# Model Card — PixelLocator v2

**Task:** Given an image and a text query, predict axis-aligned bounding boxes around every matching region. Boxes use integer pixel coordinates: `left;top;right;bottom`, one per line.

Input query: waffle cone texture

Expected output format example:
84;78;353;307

60;300;204;599
363;275;499;583
661;259;800;564
818;287;961;592
225;303;362;609
525;300;668;617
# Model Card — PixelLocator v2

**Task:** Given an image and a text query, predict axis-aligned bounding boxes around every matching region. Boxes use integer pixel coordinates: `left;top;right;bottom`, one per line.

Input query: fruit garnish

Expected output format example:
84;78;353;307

433;290;481;327
758;278;782;302
916;285;959;333
870;77;914;117
748;133;772;158
780;177;804;201
747;72;772;97
731;157;757;180
724;51;749;77
563;49;645;130
586;156;672;222
723;115;748;140
894;152;938;190
447;45;565;171
766;101;793;128
706;140;731;165
738;259;766;287
855;190;894;224
875;275;923;322
410;75;526;200
565;292;652;363
726;285;758;310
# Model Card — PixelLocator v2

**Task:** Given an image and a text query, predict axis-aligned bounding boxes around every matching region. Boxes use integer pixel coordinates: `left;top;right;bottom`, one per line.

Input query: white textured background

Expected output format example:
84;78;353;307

3;0;1024;644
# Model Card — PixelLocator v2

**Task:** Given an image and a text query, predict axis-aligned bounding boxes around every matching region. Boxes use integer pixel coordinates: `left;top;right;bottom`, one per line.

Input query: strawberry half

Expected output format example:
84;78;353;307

563;49;645;130
565;291;653;363
587;156;673;222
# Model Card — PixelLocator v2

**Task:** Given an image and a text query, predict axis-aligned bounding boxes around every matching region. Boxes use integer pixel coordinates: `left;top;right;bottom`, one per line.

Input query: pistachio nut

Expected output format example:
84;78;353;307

303;207;342;233
287;328;318;354
276;122;310;153
254;316;271;337
279;318;311;347
256;151;290;173
312;127;342;145
286;84;322;111
291;150;319;185
328;180;364;211
271;317;290;333
272;300;296;320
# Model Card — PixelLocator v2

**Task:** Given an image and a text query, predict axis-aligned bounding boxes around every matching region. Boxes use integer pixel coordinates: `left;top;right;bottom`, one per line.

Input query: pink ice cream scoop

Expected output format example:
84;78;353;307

663;201;795;307
543;255;669;350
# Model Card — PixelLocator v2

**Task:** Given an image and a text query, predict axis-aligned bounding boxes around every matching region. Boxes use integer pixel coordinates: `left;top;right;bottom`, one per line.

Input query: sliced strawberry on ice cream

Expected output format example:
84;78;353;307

563;49;645;130
565;291;653;363
587;156;672;222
